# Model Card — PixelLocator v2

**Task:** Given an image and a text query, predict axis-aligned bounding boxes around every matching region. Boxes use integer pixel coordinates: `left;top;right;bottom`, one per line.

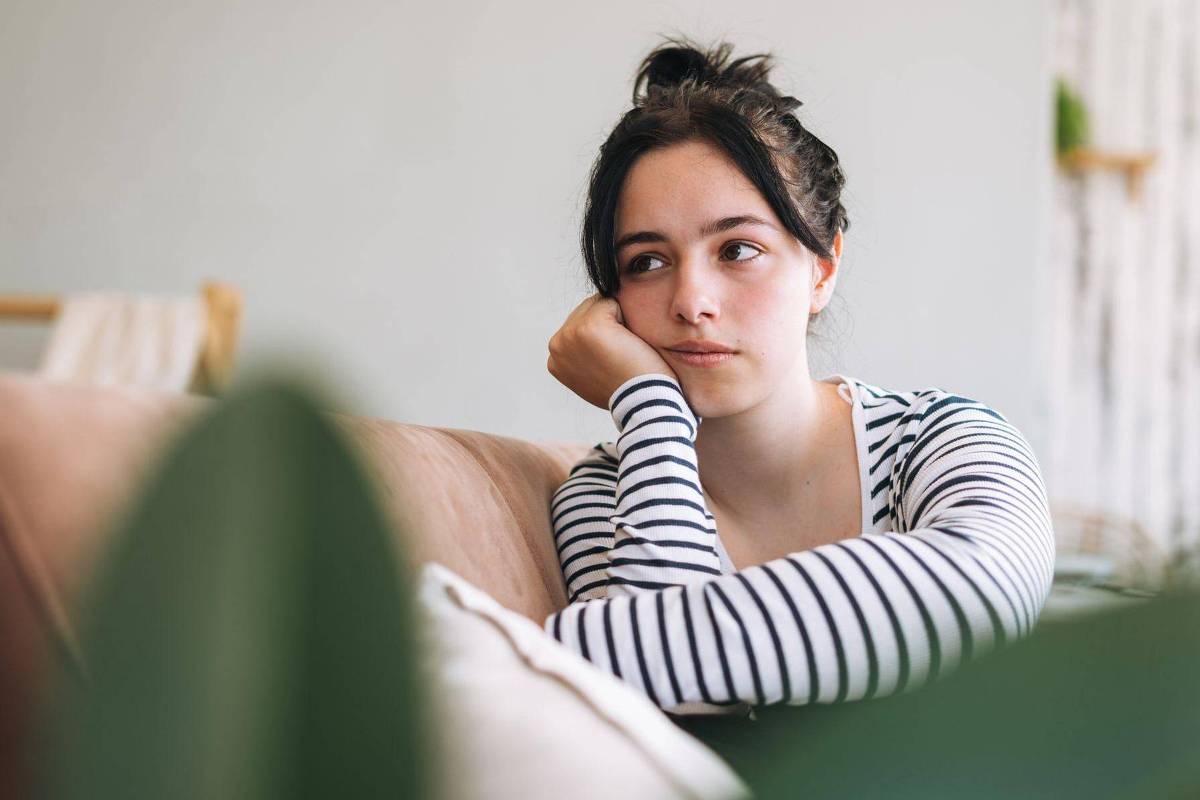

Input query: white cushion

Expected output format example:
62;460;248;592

416;562;749;800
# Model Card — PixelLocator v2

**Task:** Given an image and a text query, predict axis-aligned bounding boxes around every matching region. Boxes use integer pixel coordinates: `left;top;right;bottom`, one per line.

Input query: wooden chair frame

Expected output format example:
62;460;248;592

0;281;243;393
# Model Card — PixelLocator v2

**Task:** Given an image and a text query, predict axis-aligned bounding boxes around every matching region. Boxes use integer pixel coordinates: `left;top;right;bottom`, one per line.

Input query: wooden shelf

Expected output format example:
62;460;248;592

0;294;59;319
1057;148;1159;201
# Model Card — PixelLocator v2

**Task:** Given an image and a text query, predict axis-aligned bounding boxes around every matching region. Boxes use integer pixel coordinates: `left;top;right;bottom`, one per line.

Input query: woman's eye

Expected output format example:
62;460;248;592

722;242;762;262
626;244;760;274
628;254;665;274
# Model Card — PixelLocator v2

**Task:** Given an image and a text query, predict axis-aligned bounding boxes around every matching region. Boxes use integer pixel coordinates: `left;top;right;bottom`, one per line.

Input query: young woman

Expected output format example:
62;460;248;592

542;38;1056;717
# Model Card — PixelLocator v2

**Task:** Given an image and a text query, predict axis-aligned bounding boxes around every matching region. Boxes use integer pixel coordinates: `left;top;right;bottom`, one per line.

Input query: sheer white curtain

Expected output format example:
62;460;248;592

1049;0;1200;584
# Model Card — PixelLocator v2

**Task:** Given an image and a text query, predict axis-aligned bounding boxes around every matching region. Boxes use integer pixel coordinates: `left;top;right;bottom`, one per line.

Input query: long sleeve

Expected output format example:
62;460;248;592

605;374;725;593
551;444;621;603
550;373;723;603
545;374;1056;711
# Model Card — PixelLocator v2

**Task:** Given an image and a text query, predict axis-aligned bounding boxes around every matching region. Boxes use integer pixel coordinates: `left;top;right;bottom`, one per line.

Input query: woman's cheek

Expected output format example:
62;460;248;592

614;291;657;338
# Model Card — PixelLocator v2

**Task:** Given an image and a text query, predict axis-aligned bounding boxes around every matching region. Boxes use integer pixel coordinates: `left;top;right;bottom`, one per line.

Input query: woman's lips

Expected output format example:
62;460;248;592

666;350;736;367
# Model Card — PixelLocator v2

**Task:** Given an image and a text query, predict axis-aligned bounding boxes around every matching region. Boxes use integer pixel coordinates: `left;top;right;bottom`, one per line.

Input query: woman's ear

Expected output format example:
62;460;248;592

810;230;843;313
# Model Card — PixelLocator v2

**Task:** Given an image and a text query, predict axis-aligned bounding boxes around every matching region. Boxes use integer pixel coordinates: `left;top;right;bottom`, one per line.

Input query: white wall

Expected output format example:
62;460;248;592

0;0;1054;452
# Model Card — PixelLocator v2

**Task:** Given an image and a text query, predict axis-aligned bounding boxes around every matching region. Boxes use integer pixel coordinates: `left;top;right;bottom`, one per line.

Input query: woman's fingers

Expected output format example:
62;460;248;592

548;292;677;410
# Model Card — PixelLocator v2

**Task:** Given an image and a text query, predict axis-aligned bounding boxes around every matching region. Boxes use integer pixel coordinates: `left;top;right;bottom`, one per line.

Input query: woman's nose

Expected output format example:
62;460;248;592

669;260;721;325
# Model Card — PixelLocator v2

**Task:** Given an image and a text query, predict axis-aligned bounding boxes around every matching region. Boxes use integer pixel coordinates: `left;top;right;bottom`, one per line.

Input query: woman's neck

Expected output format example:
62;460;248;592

694;373;846;523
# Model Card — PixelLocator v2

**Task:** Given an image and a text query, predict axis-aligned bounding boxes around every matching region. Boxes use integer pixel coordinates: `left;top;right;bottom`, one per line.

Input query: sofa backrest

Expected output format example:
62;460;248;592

0;371;589;797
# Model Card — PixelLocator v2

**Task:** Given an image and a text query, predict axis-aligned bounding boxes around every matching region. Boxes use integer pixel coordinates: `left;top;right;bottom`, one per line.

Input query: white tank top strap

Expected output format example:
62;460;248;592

713;530;736;574
829;373;856;406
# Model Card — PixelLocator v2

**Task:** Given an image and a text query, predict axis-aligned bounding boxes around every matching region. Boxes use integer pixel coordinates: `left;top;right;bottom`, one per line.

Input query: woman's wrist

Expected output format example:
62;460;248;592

608;373;697;438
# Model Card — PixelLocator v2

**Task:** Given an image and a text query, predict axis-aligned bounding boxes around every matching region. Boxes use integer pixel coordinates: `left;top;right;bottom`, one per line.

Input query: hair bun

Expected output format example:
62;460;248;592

640;45;719;90
633;37;788;108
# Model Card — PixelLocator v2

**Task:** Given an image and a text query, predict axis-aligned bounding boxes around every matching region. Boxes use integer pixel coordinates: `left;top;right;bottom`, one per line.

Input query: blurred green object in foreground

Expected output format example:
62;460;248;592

37;376;431;800
34;367;1200;800
682;589;1200;799
1056;76;1090;155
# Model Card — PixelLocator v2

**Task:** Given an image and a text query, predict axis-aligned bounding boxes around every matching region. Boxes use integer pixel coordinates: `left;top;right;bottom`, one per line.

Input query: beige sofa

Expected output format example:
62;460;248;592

0;370;602;798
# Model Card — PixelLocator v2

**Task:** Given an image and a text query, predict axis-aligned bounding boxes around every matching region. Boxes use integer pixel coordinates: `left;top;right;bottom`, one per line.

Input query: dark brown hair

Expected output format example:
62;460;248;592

581;36;850;324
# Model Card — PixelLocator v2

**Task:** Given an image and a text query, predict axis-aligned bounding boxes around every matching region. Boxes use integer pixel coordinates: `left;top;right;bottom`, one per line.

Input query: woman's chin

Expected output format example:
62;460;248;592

677;380;743;420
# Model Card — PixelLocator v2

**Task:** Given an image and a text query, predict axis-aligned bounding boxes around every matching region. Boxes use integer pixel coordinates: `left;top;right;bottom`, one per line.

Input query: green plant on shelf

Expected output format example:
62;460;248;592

1056;76;1090;156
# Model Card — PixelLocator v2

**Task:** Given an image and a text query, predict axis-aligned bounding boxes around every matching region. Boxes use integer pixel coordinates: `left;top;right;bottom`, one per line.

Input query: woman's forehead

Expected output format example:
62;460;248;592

623;140;757;196
616;141;778;233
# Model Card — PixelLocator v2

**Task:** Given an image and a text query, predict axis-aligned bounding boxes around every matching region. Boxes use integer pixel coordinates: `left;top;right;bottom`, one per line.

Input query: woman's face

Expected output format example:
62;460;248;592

613;138;834;419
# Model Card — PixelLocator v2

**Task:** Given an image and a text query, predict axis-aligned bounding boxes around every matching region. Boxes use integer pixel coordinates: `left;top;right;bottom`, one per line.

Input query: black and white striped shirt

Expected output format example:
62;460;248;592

543;373;1056;713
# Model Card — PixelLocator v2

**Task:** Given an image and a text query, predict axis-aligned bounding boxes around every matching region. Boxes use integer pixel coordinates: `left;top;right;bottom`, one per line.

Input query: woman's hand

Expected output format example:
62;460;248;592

547;293;678;410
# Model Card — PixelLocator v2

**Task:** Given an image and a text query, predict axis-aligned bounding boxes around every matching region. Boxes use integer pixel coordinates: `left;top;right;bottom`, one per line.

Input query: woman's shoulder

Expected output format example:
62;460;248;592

840;375;1045;498
837;374;1023;447
839;373;1010;418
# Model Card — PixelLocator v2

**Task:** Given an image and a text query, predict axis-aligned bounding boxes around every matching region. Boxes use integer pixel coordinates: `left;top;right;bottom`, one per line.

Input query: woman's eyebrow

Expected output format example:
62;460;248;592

614;214;779;252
